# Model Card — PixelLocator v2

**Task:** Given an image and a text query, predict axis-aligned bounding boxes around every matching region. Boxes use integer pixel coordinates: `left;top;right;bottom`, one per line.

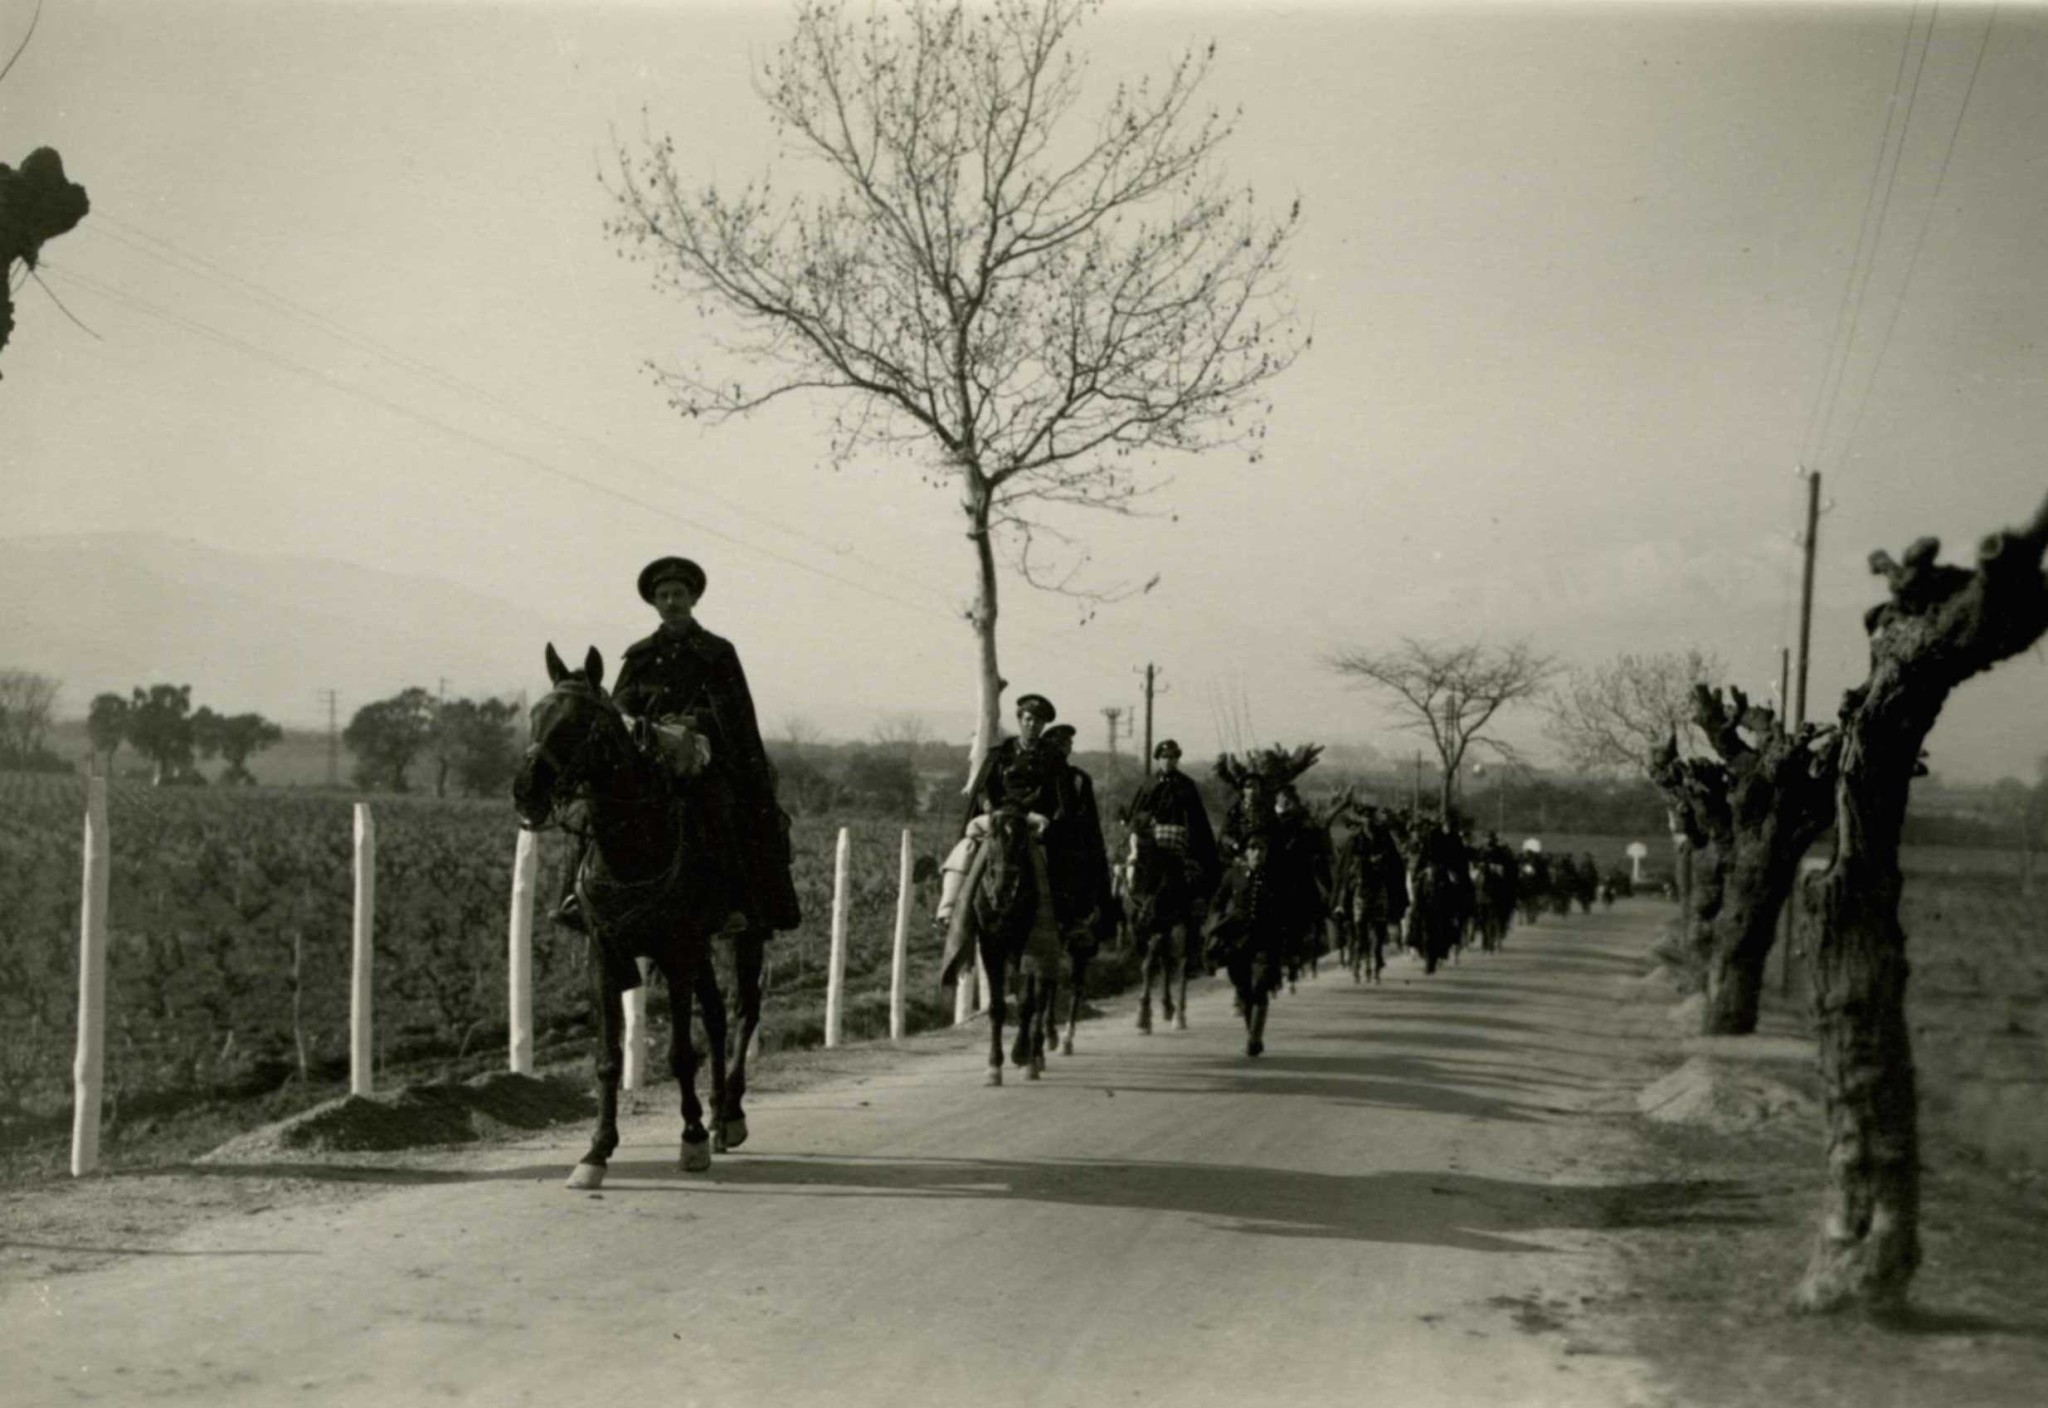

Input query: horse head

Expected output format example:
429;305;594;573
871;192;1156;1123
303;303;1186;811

512;643;629;828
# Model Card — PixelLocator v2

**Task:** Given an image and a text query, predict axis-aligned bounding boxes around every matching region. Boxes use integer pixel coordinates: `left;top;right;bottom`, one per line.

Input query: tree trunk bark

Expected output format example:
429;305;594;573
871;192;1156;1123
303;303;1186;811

963;486;1005;793
1798;850;1919;1314
1795;496;2048;1314
1703;845;1802;1035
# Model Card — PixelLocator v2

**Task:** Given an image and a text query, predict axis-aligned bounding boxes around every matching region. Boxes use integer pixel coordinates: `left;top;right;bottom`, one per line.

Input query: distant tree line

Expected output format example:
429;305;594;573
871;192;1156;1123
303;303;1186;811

86;683;282;785
342;687;521;798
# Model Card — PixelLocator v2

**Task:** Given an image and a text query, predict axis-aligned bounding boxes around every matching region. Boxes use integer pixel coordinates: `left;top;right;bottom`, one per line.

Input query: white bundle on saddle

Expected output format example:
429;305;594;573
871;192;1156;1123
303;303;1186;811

1150;823;1190;854
934;811;1048;926
638;716;711;780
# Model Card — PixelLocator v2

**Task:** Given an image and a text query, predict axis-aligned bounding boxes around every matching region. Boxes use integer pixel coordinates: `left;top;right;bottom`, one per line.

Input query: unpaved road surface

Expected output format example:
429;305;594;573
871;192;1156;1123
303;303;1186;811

7;907;1677;1407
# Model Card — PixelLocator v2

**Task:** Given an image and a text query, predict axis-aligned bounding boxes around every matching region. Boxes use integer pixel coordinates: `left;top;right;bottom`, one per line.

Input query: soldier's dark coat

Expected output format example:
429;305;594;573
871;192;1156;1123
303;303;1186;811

615;620;800;932
1123;769;1221;894
1045;762;1118;949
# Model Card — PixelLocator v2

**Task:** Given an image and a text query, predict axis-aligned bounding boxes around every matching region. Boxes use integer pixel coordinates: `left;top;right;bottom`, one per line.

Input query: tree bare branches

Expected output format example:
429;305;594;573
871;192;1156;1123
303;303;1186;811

1545;649;1723;779
607;0;1303;776
1327;639;1555;817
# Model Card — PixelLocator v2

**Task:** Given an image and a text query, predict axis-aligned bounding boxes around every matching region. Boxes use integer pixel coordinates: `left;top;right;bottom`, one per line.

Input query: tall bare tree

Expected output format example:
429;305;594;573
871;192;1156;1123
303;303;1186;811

1545;649;1723;778
1795;492;2048;1315
608;0;1303;782
0;667;60;764
1548;649;1724;925
1327;639;1555;820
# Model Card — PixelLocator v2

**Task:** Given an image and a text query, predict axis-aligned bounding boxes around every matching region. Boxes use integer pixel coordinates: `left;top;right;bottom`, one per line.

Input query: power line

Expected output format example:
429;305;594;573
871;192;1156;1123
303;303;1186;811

1798;1;1936;473
1834;2;2000;473
40;251;1150;686
81;211;959;613
45;258;963;624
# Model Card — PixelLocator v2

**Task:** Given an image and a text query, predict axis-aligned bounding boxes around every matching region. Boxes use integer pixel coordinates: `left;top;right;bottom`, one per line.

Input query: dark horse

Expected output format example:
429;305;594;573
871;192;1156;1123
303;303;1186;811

512;645;732;1190
1128;825;1202;1034
946;806;1060;1085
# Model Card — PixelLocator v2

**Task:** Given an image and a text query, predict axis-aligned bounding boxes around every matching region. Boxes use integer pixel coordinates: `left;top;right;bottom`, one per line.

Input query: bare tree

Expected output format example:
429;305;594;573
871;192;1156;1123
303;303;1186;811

0;668;60;764
1327;639;1555;820
608;0;1303;783
1795;492;2048;1315
870;711;932;764
1545;649;1723;778
1648;685;1836;1035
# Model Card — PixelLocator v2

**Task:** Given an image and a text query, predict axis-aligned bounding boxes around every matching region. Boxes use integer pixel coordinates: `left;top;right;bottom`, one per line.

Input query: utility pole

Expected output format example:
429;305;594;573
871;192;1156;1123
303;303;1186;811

318;689;339;788
1411;750;1422;812
1779;646;1791;721
1136;664;1160;776
1782;470;1823;998
1793;469;1822;729
1101;706;1123;767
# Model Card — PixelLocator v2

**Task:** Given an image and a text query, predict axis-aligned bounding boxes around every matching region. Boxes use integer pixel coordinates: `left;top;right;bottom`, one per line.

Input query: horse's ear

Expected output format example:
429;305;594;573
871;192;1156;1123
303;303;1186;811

584;647;605;690
545;643;569;684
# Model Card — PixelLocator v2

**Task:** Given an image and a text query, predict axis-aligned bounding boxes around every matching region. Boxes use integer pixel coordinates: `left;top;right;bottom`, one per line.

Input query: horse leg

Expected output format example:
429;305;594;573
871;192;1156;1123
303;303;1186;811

665;962;712;1172
1010;963;1035;1069
569;961;625;1190
1173;922;1191;1030
1137;932;1155;1034
1062;951;1084;1057
691;958;737;1156
982;938;1007;1086
719;928;764;1149
1022;972;1045;1079
1248;996;1269;1058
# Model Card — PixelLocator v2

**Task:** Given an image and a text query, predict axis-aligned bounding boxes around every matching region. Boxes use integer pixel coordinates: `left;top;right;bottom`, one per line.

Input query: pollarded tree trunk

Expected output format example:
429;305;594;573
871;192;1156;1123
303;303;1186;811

1796;494;2048;1315
1650;686;1837;1036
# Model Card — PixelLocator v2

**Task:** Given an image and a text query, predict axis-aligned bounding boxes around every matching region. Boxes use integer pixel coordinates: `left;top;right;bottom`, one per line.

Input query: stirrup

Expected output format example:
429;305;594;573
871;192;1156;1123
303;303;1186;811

551;895;586;932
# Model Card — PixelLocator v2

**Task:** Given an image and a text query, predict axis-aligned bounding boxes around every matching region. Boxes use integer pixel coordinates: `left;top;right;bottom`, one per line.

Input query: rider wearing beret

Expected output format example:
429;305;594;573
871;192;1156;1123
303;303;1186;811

563;556;800;934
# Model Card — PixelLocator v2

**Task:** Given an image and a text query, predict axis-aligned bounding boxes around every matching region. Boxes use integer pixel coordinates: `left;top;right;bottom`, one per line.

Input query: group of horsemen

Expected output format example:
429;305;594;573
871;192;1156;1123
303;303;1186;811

939;692;1627;1058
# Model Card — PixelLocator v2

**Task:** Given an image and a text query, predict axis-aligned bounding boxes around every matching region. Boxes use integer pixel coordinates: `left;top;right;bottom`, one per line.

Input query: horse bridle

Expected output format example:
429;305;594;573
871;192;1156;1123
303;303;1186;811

520;681;624;835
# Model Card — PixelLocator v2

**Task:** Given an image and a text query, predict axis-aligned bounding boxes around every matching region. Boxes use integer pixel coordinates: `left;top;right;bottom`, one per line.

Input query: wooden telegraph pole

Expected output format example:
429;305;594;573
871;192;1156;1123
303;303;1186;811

1137;664;1159;776
1782;469;1823;996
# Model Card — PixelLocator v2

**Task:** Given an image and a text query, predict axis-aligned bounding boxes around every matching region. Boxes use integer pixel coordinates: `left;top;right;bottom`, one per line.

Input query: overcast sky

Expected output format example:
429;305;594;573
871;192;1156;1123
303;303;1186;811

7;0;2045;781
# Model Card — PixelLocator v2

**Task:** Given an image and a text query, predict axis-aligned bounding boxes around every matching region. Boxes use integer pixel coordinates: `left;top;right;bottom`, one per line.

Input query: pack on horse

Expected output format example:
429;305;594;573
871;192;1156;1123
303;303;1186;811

512;645;732;1189
939;797;1062;1085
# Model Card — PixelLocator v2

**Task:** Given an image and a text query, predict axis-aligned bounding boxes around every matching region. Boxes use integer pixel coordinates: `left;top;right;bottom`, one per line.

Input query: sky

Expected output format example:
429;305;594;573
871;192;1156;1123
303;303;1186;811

6;0;2046;781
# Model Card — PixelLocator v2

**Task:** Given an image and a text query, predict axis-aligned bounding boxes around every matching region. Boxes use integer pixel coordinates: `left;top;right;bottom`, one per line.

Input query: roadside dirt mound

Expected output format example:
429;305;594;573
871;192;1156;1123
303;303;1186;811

1636;1055;1818;1135
200;1072;595;1160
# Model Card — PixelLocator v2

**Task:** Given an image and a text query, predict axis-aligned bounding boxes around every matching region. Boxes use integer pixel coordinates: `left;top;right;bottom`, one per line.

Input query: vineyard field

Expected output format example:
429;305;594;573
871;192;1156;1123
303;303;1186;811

0;773;975;1178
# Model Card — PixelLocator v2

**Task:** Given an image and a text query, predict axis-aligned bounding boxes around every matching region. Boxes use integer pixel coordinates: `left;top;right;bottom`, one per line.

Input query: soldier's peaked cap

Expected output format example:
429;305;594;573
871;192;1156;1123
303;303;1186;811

1043;723;1077;741
1013;693;1056;722
637;557;707;603
1153;739;1182;758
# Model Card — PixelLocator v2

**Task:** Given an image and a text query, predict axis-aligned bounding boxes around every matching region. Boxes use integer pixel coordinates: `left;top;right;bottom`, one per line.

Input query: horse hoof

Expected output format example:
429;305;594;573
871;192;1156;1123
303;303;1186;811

1137;1011;1152;1034
1026;1063;1042;1080
1175;1013;1188;1031
721;1117;749;1151
986;1067;1003;1087
567;1162;606;1191
1061;1039;1074;1058
712;1127;728;1154
681;1135;713;1173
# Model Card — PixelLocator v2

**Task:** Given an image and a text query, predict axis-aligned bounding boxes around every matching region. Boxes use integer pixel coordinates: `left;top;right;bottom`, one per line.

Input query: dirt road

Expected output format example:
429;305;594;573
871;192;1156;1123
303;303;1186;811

8;907;1677;1407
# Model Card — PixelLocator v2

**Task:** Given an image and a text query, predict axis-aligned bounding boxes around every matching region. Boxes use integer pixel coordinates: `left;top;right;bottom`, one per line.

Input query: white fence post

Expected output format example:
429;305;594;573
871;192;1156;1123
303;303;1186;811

507;829;537;1076
71;775;110;1177
622;968;648;1090
825;827;851;1048
889;828;912;1043
351;803;376;1096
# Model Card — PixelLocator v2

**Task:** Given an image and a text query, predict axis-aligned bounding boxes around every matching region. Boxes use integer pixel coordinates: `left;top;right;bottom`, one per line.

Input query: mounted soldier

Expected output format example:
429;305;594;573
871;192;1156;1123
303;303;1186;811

1124;738;1219;1033
551;555;800;1146
1041;723;1118;1054
938;693;1071;1014
1122;739;1221;903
